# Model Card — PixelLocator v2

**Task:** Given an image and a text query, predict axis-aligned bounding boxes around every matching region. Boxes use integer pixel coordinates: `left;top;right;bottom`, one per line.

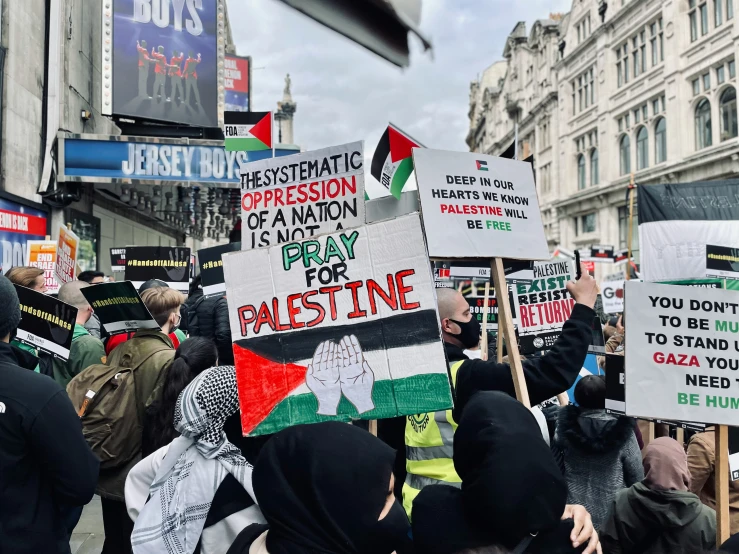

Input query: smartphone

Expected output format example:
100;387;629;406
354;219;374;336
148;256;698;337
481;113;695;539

608;316;619;328
575;250;582;280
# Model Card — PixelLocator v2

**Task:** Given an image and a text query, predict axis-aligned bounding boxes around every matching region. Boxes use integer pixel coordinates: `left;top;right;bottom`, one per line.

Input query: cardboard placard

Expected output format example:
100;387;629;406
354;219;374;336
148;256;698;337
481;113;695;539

513;259;576;354
110;248;126;272
412;149;549;260
223;213;451;436
602;279;625;314
14;285;77;360
707;244;739;280
80;281;159;336
239;142;365;250
198;242;241;297
729;427;739;481
26;240;60;294
467;287;518;330
124;246;191;294
436;259;534;285
624;281;739;425
55;226;79;285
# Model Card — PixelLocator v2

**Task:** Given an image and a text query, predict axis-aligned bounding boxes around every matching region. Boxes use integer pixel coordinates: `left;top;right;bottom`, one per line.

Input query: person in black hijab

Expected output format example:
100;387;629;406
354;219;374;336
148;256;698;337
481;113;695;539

227;421;410;554
413;391;601;554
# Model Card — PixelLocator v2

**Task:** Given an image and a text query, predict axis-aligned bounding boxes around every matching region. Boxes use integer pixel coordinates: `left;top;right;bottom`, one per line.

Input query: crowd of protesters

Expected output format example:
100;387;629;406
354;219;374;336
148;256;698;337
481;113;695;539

0;227;737;554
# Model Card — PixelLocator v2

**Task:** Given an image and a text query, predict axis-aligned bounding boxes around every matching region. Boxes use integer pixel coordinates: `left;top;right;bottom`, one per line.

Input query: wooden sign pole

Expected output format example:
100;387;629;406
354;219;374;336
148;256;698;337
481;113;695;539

368;419;378;437
491;257;530;408
717;424;731;547
480;281;490;361
496;330;505;363
625;174;636;281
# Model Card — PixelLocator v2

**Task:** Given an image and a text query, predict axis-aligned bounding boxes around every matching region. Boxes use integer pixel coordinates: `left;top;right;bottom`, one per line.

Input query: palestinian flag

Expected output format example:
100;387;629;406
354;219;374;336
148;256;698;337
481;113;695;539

371;123;424;199
224;111;272;152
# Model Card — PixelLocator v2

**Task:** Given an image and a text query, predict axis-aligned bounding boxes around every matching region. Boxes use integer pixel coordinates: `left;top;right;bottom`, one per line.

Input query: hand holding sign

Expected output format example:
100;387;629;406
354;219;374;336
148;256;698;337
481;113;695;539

306;341;342;415
338;334;375;414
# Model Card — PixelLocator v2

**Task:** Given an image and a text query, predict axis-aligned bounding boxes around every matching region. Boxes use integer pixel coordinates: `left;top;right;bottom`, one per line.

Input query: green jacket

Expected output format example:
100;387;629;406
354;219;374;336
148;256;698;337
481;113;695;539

96;329;175;500
52;324;107;388
600;482;716;554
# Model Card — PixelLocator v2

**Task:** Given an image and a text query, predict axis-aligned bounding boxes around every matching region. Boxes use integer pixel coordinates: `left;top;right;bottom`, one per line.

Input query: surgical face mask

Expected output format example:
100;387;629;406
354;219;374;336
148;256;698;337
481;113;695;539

448;316;481;349
171;313;182;333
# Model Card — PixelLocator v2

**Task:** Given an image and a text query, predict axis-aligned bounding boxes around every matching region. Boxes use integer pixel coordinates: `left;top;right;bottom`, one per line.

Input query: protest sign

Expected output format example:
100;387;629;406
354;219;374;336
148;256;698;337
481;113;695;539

124;246;191;294
624;281;739;426
239;142;365;250
55;226;79;285
467;287;517;329
660;278;727;289
412;149;549;260
707;244;739;280
80;281;159;335
729;427;739;481
14;285;76;360
26;240;60;294
602;279;625;314
513;259;576;354
110;248;126;272
198;242;241;297
223;213;451;436
605;354;625;415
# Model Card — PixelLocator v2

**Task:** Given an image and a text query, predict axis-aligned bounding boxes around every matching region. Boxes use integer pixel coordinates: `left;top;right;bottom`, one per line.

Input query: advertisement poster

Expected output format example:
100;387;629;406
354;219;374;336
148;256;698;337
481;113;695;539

624;281;739;426
513;259;576;354
81;281;159;336
240;141;365;250
706;244;739;280
26;240;60;295
124;246;191;294
14;285;77;360
0;197;48;274
110;247;126;272
224;54;250;112
198;242;240;297
110;0;219;127
223;213;451;436
55;226;79;285
412;148;549;260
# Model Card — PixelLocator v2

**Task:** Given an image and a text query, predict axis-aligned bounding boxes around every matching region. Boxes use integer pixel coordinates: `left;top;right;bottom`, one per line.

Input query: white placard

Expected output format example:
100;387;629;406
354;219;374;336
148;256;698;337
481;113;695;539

239;141;365;250
625;281;739;426
602;279;625;314
412;148;549;260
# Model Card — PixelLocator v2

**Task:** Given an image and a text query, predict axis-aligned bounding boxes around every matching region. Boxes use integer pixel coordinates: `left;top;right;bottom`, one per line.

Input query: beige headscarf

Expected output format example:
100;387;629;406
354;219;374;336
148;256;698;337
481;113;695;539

643;437;691;491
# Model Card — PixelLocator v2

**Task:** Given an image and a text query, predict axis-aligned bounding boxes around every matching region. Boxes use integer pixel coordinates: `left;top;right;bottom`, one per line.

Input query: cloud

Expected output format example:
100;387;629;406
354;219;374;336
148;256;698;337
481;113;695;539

226;0;571;196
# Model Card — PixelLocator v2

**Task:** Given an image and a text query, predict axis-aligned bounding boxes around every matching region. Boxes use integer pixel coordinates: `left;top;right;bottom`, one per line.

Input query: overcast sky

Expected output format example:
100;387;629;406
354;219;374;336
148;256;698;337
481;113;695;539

226;0;571;196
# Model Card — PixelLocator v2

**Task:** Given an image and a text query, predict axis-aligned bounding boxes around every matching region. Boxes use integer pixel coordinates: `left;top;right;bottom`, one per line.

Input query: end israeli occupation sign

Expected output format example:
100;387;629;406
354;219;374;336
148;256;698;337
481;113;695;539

223;212;451;436
240;141;365;250
625;281;739;426
413;149;549;260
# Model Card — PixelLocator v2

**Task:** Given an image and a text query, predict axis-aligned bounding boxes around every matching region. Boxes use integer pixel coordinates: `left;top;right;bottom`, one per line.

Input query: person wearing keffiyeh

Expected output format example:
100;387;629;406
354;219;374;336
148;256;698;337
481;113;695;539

126;365;265;554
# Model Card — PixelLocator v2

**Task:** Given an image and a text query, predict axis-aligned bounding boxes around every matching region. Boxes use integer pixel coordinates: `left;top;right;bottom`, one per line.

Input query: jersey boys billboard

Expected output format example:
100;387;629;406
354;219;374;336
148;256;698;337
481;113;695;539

106;0;220;128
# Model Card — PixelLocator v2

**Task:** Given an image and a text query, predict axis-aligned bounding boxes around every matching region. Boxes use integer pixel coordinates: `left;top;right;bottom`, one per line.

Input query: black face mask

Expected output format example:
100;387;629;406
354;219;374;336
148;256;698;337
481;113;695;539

448;316;481;349
360;500;410;554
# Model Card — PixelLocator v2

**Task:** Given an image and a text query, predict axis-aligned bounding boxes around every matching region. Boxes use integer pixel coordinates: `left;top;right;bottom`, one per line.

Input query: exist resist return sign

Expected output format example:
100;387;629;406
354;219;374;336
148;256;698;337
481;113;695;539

625;281;739;426
412;149;549;260
223;213;451;436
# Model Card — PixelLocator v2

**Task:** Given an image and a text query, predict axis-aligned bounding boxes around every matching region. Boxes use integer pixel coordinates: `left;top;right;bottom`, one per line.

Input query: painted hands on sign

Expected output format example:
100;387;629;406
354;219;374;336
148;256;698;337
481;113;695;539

306;335;375;416
566;264;598;310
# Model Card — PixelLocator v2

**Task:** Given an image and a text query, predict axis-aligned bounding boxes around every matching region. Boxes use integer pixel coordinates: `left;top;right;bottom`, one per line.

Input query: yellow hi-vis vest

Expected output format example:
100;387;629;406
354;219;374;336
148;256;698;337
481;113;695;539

402;360;465;517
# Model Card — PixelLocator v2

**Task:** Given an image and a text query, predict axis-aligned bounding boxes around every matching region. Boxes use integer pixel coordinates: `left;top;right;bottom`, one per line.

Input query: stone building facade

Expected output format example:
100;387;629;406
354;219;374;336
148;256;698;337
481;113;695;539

468;0;739;272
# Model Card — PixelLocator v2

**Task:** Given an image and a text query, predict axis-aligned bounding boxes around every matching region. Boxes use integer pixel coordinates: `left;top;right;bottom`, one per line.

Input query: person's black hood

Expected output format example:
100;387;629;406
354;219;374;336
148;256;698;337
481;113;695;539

454;391;569;549
556;406;634;453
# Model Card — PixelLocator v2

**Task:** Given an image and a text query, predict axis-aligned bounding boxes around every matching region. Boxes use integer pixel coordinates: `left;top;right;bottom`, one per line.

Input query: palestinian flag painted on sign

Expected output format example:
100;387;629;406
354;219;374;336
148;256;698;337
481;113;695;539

371;123;424;199
224;111;272;152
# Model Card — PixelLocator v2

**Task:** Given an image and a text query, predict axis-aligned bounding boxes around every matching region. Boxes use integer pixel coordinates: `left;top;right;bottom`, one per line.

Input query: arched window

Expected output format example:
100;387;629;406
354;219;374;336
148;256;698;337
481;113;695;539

636;126;649;170
619;134;631;175
720;86;738;140
590;149;599;185
577;154;586;190
695;98;713;149
655;117;667;163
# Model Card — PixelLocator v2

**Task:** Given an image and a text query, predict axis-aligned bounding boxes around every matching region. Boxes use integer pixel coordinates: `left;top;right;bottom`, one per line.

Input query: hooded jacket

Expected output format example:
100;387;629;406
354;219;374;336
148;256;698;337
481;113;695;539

554;406;643;529
412;391;585;553
185;288;234;365
0;340;99;554
600;482;716;554
51;323;107;388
